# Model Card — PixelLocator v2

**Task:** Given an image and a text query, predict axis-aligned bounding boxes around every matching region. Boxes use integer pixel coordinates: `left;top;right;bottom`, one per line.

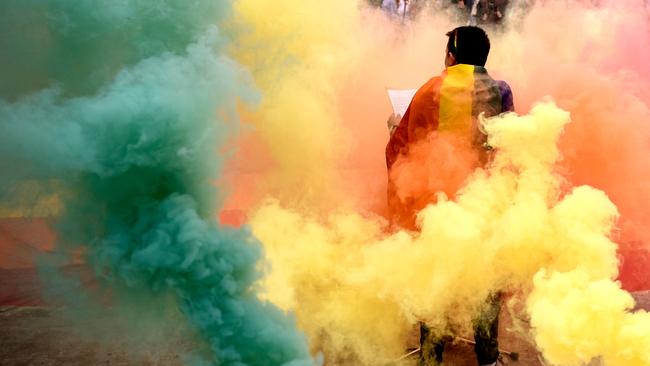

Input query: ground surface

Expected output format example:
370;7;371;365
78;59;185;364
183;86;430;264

0;303;538;366
1;266;650;365
1;306;186;366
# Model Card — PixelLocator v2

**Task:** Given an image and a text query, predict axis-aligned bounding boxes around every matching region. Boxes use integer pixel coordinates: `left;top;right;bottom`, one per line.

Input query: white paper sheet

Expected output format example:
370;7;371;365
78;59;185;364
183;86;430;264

387;88;417;117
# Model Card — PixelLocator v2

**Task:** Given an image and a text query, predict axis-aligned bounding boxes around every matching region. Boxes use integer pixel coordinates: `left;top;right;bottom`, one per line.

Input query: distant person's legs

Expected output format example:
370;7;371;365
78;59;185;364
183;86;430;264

419;293;500;365
419;322;446;366
473;293;501;366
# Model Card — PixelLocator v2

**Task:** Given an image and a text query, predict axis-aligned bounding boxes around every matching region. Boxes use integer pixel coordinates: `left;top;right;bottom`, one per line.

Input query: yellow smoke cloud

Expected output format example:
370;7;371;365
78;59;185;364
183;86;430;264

529;270;650;366
227;1;452;212
250;101;649;364
228;0;364;208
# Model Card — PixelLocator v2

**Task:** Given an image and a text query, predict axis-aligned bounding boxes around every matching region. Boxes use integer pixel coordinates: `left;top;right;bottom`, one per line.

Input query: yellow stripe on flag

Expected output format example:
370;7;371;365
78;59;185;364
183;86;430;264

439;64;475;133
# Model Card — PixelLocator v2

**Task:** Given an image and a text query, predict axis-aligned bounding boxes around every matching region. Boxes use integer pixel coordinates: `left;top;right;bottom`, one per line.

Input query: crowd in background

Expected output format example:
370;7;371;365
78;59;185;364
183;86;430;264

374;0;513;26
373;0;650;25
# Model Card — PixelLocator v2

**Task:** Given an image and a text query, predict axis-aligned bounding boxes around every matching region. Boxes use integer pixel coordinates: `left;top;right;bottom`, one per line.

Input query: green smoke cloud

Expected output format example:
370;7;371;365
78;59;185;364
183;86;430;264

0;1;312;365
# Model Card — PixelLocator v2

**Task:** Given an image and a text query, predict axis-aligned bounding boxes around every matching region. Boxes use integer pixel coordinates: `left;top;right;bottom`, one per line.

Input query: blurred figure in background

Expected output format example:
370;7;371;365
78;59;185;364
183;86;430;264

451;0;480;25
447;0;509;26
382;0;412;20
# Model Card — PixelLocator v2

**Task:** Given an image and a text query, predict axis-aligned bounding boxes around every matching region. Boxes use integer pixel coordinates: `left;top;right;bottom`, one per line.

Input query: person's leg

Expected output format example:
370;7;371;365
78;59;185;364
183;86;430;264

473;293;501;366
419;322;446;366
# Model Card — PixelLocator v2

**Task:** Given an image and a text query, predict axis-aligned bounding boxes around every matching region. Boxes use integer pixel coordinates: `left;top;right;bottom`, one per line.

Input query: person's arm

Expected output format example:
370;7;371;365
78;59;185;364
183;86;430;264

386;106;411;169
386;77;440;169
387;113;401;135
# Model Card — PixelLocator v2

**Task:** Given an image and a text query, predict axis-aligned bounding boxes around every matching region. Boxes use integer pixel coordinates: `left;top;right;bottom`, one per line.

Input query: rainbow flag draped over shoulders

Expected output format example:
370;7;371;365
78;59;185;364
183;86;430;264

386;64;514;168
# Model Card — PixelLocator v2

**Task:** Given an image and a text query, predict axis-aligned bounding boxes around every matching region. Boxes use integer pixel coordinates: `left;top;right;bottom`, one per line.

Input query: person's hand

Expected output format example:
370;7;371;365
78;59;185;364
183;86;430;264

482;13;488;21
496;10;502;18
458;0;465;9
387;113;401;135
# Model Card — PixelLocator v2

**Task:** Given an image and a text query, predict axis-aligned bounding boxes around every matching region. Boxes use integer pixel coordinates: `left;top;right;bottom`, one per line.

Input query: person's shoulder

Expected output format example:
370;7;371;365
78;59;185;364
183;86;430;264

414;76;443;98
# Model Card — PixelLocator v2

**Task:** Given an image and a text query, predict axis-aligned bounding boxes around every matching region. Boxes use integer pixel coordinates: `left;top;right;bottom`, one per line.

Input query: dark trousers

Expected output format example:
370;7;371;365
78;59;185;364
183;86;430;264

419;294;501;365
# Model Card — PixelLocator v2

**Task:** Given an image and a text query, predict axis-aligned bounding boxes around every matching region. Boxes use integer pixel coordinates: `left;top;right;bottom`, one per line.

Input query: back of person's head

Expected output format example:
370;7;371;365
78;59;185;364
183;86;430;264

446;26;491;66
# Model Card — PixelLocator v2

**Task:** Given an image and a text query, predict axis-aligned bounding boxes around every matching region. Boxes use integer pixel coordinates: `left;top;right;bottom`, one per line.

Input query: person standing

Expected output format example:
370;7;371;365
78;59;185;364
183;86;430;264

385;26;514;366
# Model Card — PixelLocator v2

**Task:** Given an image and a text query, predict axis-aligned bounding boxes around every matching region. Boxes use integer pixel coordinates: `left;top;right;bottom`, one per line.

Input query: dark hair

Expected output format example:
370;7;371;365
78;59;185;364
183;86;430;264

446;26;491;66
